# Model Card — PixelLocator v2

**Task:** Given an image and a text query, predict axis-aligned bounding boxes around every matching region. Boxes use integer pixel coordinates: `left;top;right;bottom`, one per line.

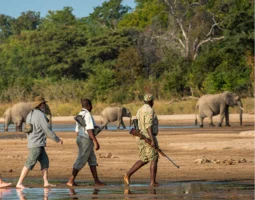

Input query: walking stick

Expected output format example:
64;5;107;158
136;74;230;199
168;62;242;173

129;125;180;169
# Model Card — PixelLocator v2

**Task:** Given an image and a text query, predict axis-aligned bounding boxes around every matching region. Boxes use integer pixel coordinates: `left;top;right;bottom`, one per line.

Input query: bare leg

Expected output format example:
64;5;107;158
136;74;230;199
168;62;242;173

150;160;159;187
16;166;29;189
42;168;55;187
67;168;79;186
124;160;147;185
90;166;105;186
0;175;12;188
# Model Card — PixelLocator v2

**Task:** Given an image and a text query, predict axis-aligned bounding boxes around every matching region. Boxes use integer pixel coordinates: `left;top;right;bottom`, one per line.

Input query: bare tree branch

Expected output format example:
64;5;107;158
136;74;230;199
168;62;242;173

193;36;225;59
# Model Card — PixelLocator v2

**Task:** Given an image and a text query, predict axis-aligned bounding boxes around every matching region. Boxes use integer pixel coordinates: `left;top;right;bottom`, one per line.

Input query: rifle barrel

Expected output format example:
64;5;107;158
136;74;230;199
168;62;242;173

165;155;180;169
130;128;180;169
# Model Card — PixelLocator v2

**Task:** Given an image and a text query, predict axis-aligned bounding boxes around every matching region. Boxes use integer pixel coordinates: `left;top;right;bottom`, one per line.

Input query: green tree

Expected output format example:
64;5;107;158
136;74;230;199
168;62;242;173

189;0;253;95
86;0;131;30
80;29;135;74
11;11;41;35
40;7;76;29
118;0;167;28
160;0;225;60
0;14;15;40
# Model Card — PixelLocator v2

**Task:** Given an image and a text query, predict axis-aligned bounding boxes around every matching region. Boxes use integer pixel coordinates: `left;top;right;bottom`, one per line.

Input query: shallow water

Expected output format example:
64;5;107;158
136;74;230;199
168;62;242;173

0;124;197;132
0;181;254;199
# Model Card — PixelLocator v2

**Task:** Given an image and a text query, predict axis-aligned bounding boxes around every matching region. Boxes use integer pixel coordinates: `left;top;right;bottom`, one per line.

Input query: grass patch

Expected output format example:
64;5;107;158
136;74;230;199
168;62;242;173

0;98;254;117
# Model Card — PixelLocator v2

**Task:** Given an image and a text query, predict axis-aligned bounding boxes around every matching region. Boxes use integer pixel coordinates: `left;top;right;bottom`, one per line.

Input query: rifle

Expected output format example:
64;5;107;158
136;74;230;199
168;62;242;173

74;115;104;136
130;119;180;169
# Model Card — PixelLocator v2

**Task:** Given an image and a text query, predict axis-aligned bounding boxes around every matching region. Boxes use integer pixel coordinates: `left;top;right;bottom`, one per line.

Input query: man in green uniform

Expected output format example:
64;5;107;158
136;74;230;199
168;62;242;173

124;94;159;187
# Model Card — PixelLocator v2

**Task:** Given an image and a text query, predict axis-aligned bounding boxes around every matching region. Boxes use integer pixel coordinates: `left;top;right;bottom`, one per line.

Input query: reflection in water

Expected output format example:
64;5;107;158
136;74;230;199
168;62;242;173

0;123;197;132
69;188;100;200
1;181;253;199
44;188;49;200
69;188;78;200
124;188;158;200
16;189;26;200
0;188;12;199
16;188;50;200
92;188;100;199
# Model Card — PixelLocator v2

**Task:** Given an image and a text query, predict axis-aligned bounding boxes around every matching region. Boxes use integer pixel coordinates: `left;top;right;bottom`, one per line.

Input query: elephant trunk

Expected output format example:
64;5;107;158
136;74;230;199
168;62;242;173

238;101;243;126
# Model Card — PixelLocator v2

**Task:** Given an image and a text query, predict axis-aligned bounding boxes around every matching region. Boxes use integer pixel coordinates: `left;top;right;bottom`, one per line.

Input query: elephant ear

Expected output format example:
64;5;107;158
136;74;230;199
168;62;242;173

223;92;232;105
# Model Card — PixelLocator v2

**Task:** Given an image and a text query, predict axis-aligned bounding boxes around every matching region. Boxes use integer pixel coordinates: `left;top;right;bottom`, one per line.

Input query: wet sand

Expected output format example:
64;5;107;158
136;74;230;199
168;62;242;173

0;114;254;199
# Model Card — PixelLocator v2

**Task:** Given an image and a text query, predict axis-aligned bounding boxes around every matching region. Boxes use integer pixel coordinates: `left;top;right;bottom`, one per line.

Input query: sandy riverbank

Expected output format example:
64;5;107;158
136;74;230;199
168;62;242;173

0;114;254;187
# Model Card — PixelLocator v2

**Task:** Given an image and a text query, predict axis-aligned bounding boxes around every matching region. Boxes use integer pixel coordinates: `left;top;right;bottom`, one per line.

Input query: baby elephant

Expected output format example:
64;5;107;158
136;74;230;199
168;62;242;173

100;106;132;129
3;102;52;132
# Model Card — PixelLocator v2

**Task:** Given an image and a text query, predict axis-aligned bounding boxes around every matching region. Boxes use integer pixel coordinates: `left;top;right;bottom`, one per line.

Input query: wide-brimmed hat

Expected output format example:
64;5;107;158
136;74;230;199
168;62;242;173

33;96;47;108
144;94;154;101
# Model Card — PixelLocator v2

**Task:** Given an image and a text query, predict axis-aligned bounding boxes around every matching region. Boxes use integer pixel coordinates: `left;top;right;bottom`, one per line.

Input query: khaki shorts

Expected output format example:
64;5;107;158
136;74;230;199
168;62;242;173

25;147;49;170
137;138;159;162
73;136;98;170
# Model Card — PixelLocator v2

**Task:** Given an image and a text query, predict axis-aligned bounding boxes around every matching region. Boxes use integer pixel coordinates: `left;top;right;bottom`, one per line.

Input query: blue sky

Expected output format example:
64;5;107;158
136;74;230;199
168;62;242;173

0;0;136;18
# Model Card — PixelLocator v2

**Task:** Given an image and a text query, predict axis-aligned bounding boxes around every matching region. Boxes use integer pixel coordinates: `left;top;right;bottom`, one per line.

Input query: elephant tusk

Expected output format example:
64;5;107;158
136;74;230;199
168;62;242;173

239;106;244;111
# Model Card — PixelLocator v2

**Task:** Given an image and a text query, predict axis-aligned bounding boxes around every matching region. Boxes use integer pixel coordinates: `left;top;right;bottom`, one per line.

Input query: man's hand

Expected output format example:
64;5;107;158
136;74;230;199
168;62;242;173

88;129;100;150
58;139;63;145
94;141;100;151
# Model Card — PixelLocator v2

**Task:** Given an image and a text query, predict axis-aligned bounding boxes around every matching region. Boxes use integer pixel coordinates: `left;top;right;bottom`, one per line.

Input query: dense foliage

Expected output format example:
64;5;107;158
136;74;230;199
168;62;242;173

0;0;253;103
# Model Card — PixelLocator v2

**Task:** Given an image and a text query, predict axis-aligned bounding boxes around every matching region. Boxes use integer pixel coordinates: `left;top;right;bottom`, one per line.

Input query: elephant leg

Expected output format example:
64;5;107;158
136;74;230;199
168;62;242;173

15;123;19;132
120;119;126;129
103;119;108;130
103;122;108;130
4;123;8;132
225;106;230;126
198;115;204;128
16;121;23;132
19;123;23;132
208;116;215;127
117;120;121;129
217;113;225;127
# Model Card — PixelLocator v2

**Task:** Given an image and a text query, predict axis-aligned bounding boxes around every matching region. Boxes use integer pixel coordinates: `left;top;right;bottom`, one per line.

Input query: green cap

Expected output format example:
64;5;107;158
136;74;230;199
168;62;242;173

144;94;154;101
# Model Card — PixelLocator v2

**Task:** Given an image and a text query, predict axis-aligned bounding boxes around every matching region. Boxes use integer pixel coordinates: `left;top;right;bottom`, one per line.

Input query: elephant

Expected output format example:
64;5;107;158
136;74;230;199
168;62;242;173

100;106;132;129
195;91;243;127
3;102;52;132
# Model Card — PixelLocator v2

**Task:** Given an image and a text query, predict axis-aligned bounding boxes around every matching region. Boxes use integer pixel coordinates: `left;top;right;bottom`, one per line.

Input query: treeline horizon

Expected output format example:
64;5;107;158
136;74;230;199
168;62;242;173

0;0;253;104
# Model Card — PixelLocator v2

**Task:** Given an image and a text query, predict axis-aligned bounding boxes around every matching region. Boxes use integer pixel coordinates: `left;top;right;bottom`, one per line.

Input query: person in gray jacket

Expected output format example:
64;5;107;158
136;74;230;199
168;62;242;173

16;96;63;189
